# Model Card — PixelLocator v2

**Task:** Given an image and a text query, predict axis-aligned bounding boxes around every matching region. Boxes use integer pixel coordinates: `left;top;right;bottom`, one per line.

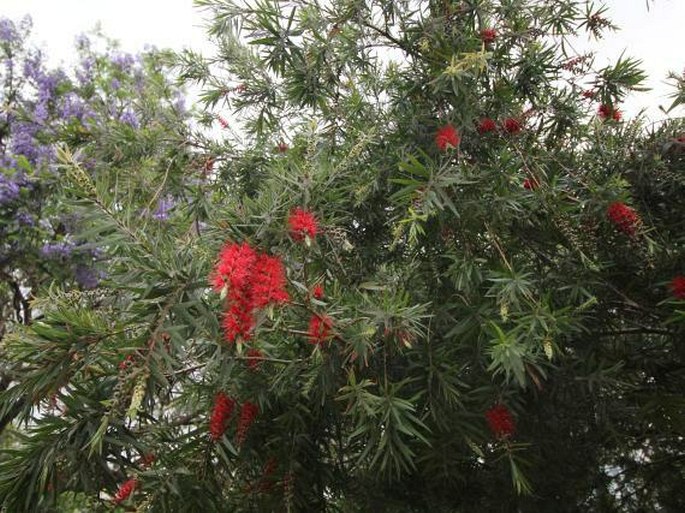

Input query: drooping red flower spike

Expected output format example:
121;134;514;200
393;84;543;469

435;124;460;151
246;348;264;371
485;404;515;439
669;275;685;300
502;117;522;134
288;207;319;241
523;177;539;190
477;117;497;134
480;28;497;43
209;392;236;441
236;401;259;446
308;314;334;345
210;242;289;342
606;201;640;237
598;104;621;121
312;283;324;299
113;478;138;504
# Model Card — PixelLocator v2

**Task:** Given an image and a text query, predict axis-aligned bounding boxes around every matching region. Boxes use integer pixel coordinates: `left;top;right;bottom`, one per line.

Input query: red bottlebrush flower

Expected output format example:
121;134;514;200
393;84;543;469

311;283;324;299
252;254;290;307
257;457;278;493
523;177;539;190
113;478;137;504
480;28;497;43
606;201;640;236
582;90;596;99
598;104;621;121
234;83;247;93
210;242;289;343
288;207;319;241
246;348;264;371
669;275;685;300
276;142;289;153
477;117;497;134
677;134;685;144
435;124;460;151
236;401;259;446
217;116;229;129
308;314;333;345
139;453;155;468
209;392;236;441
119;354;135;371
485;404;515;439
502;117;522;134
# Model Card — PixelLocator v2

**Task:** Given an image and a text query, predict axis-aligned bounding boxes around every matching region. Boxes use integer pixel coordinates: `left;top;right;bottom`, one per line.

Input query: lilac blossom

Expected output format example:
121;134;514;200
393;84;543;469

40;240;76;260
74;265;101;289
15;211;34;226
152;195;175;221
0;174;21;205
0;18;19;43
110;78;121;91
120;109;140;128
111;52;135;72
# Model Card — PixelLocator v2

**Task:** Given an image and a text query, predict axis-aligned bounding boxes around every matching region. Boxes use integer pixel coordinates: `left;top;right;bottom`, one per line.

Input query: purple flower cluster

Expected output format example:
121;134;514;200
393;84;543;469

152;195;175;221
0;173;21;205
40;240;76;260
0;17;19;43
120;109;140;128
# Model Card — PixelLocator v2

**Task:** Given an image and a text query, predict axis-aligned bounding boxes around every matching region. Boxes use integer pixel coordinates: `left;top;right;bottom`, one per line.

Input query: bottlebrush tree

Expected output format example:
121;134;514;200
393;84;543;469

2;1;685;512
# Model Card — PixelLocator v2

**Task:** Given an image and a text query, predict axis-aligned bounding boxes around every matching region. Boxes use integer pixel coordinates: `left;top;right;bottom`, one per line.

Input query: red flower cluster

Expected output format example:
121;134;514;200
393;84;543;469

598;104;621;121
217;116;229;129
435;124;460;151
480;28;497;43
670;275;685;300
288;207;319;241
236;401;259;446
113;478;138;504
477;117;497;134
209;392;236;441
308;314;333;345
502;117;522;134
311;283;325;299
211;242;289;342
276;142;289;153
485;404;515;439
246;348;264;371
606;201;640;236
582;90;596;99
523;177;539;190
139;453;155;468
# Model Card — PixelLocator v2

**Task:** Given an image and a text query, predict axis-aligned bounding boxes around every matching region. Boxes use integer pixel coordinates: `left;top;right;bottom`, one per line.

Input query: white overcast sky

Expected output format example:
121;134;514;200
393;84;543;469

2;0;684;120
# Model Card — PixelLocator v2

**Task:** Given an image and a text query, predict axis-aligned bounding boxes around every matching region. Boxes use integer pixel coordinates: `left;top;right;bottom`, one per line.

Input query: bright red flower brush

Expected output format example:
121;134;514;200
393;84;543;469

480;28;497;43
485;404;515;439
598;104;621;121
246;348;264;371
308;314;333;345
523;177;539;190
669;276;685;300
113;478;138;504
606;201;640;236
209;392;236;441
288;207;319;241
236;401;259;446
311;283;324;299
477;117;497;134
435;124;460;151
502;117;522;134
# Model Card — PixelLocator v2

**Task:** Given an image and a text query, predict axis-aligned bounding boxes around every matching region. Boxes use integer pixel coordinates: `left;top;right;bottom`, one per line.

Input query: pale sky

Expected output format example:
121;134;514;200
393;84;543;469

2;0;684;121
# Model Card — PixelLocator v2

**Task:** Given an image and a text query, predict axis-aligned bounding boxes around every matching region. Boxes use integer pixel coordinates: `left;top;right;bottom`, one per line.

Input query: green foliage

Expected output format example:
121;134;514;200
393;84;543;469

1;1;684;512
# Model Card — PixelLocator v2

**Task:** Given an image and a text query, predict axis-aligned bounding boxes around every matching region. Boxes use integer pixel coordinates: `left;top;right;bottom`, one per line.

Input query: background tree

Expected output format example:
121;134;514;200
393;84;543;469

1;1;684;512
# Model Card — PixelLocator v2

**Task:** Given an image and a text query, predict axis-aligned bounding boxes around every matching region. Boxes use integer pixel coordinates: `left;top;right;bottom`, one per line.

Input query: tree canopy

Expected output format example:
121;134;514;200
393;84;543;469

1;1;684;512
